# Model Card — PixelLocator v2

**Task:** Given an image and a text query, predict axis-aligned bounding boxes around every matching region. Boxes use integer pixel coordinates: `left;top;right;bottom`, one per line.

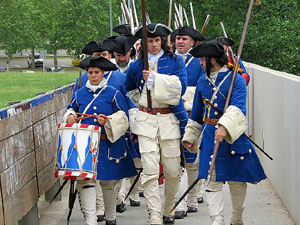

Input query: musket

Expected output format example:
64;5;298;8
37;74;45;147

202;97;273;160
141;0;152;112
170;178;200;213
207;0;257;186
190;2;196;29
121;3;128;24
179;4;183;25
174;13;180;28
132;0;139;27
174;3;183;26
66;180;77;225
49;179;68;205
168;0;173;44
124;168;143;202
118;16;122;26
200;5;213;36
129;8;135;34
122;0;131;22
220;21;237;64
168;0;173;28
183;8;189;26
145;12;151;25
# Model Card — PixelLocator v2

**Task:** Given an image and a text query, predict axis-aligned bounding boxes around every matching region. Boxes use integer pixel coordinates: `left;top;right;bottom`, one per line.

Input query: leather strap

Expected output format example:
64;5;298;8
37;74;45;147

139;105;172;115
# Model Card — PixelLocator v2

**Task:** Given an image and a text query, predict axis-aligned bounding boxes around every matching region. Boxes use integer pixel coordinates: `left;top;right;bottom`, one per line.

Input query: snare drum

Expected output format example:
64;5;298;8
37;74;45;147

54;123;101;180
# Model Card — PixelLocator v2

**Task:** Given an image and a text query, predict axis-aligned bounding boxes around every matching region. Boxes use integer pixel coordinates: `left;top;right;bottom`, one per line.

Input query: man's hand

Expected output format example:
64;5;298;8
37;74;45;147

215;125;227;142
142;69;152;81
183;141;194;150
66;114;76;123
97;114;108;125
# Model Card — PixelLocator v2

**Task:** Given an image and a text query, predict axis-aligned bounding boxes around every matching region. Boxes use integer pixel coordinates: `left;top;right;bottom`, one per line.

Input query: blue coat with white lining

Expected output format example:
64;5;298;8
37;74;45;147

72;70;140;159
190;69;266;182
68;85;137;180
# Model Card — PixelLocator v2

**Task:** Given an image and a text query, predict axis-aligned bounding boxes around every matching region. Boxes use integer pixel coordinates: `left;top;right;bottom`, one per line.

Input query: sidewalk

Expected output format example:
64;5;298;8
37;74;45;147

38;179;295;225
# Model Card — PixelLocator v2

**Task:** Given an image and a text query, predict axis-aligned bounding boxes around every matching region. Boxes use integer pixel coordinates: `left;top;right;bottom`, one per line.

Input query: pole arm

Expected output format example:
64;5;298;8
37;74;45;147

207;0;256;185
220;22;237;65
190;2;196;29
141;0;152;112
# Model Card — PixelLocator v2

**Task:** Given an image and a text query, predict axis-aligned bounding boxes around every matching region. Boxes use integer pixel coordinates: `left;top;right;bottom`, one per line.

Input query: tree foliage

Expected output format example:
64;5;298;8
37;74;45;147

0;0;298;75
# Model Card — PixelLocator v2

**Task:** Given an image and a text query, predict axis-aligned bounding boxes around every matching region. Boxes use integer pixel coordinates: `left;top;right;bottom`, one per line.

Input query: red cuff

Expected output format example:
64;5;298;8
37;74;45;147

242;73;250;86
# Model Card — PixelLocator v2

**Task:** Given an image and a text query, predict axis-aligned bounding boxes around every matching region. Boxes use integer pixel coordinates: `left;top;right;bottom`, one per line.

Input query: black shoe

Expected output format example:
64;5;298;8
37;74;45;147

105;219;116;225
197;197;204;204
116;202;126;213
97;214;105;222
174;211;187;219
187;206;198;213
129;198;141;207
139;192;144;197
163;216;175;224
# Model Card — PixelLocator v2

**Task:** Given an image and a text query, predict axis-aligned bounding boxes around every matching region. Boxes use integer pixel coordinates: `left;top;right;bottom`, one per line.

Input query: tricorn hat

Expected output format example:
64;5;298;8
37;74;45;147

113;24;132;36
111;35;138;55
134;23;172;39
82;40;115;55
79;56;118;71
172;26;205;41
216;36;235;46
190;40;225;58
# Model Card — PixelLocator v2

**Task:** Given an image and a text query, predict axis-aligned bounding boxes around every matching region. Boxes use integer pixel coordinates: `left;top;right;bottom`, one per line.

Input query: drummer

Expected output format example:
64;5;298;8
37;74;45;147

64;56;137;225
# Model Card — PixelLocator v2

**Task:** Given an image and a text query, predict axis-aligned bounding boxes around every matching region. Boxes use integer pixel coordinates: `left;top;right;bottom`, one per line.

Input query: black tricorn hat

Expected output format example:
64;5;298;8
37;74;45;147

111;35;138;55
172;26;205;41
134;23;172;39
79;56;118;71
82;40;115;55
113;24;132;36
216;37;235;46
190;40;225;58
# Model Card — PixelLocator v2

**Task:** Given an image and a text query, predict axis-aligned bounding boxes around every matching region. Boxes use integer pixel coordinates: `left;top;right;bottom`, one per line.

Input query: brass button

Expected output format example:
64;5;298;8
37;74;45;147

94;119;97;122
93;106;97;110
240;156;244;160
214;103;218;107
116;159;120;163
231;151;235;155
249;149;252;153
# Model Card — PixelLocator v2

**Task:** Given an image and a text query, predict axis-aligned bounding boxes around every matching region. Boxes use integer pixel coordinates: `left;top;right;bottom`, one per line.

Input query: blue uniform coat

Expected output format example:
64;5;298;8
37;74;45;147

190;69;266;182
68;85;137;180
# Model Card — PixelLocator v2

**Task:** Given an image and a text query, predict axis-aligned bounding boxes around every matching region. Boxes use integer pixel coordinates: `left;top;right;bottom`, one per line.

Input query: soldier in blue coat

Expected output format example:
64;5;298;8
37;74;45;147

125;23;187;225
65;56;137;225
182;40;266;225
172;26;206;219
72;39;139;219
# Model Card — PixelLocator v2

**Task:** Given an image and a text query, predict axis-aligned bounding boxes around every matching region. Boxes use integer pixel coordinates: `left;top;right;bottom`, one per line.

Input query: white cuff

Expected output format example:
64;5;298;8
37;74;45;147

154;72;182;105
128;108;139;132
147;71;156;89
63;108;77;123
217;105;248;144
182;119;202;153
104;111;129;143
126;89;140;108
182;86;196;111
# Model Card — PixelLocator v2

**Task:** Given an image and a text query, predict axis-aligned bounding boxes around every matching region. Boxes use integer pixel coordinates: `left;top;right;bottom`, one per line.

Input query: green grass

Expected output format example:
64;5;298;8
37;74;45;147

0;72;80;109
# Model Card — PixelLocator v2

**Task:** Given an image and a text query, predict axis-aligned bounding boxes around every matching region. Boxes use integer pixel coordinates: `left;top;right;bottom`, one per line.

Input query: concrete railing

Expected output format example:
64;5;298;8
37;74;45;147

0;84;73;225
245;63;300;225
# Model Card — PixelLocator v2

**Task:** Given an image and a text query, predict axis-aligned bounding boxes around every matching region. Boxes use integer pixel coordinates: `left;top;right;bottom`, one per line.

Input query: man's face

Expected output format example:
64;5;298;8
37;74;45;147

92;51;111;60
114;49;131;68
175;35;194;54
147;36;162;55
200;57;207;72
